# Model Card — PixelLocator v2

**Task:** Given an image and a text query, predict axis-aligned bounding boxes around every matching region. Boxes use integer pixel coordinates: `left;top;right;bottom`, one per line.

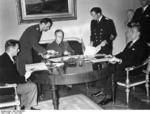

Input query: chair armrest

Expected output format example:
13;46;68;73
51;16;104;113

125;64;146;72
0;83;17;89
125;66;136;72
143;70;149;75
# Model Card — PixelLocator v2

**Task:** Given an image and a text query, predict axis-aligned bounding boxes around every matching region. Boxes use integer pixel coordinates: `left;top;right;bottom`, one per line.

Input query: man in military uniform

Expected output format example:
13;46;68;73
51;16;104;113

17;18;53;76
90;7;117;70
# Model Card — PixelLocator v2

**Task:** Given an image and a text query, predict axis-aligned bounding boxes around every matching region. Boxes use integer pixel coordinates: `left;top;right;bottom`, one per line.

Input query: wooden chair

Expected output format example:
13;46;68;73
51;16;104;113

115;57;150;105
0;83;20;110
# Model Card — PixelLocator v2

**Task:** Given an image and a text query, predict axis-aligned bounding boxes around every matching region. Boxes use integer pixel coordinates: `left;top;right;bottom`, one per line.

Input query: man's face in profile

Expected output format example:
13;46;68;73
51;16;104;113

140;0;149;7
127;10;134;21
11;44;20;57
130;27;140;41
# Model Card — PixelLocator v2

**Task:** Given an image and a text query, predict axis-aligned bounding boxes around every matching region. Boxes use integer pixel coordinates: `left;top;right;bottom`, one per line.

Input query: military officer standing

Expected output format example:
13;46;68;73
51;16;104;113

90;7;117;54
90;7;117;70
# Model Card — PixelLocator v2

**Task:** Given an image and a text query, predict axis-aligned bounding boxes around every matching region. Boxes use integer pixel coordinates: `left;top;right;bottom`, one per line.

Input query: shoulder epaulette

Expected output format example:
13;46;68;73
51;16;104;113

105;17;110;20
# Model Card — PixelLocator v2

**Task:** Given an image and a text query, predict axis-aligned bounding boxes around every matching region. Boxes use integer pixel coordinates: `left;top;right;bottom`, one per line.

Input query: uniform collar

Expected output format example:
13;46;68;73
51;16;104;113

54;40;63;46
97;16;103;23
36;24;40;31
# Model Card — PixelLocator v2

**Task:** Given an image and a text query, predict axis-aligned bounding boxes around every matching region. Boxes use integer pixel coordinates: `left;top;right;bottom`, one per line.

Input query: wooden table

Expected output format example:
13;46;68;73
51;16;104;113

32;55;110;109
47;61;101;109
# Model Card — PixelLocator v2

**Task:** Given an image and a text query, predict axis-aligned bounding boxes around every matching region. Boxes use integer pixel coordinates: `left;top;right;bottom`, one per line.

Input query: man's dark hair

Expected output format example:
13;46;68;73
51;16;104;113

40;18;53;26
90;7;102;14
55;29;64;37
128;22;141;32
5;39;20;51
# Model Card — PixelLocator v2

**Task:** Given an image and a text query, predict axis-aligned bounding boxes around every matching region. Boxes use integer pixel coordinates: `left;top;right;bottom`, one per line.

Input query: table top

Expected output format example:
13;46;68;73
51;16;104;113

31;54;110;85
33;60;103;85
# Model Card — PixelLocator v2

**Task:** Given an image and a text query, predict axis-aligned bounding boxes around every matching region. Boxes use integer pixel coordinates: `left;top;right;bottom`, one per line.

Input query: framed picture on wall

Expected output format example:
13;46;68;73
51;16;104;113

16;0;77;24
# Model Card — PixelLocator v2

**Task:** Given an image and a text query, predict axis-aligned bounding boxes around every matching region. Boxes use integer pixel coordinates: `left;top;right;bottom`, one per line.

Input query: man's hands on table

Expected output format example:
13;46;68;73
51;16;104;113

39;50;59;59
108;56;122;64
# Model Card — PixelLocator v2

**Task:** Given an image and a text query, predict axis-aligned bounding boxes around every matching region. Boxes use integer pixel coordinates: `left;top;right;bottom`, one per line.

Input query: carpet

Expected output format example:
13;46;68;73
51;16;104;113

35;94;102;110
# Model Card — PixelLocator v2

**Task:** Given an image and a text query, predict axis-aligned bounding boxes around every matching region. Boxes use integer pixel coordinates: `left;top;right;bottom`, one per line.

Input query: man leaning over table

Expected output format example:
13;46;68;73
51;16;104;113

0;39;38;110
17;18;53;76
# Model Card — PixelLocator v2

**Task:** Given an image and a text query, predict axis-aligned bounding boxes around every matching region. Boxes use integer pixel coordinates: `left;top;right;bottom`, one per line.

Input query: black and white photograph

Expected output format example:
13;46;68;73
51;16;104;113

0;0;150;113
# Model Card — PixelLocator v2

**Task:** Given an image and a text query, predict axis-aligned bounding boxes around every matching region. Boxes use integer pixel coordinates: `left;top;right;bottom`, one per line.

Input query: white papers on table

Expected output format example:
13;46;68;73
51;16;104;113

89;58;110;63
25;62;48;72
49;55;79;62
25;62;64;72
84;46;97;56
24;62;64;79
45;62;64;68
25;62;47;80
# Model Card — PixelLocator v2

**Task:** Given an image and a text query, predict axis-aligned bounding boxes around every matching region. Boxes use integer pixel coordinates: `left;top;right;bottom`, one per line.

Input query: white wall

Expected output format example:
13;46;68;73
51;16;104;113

0;0;138;55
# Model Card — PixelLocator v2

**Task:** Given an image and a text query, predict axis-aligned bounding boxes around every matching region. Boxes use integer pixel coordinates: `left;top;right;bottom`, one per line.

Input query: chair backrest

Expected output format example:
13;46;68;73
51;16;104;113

64;37;82;43
141;56;150;74
66;37;83;55
39;37;82;44
146;57;150;73
0;84;20;109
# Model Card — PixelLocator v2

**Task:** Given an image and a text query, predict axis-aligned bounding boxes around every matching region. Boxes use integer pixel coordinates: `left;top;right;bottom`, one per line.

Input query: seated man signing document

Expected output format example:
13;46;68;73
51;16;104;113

46;29;74;57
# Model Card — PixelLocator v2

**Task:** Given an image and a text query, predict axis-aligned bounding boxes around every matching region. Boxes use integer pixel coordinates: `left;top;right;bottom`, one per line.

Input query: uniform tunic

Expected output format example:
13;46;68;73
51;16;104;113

17;24;47;76
90;16;117;70
90;16;117;54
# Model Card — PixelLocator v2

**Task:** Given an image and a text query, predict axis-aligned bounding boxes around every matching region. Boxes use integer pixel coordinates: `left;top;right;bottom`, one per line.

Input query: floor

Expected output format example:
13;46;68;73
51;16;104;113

38;82;150;110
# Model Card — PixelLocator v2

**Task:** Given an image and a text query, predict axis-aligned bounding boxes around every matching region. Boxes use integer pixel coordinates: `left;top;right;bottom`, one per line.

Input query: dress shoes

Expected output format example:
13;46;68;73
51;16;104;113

20;106;40;110
91;90;104;97
98;96;113;105
30;107;40;110
21;106;25;110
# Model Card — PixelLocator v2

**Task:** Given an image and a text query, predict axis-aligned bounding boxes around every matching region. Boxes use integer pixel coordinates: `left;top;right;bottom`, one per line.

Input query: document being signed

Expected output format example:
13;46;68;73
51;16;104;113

25;62;64;79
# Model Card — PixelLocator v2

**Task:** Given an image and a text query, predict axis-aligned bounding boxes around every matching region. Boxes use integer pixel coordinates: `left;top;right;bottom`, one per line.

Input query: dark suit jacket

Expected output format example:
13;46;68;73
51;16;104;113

90;16;117;54
17;24;47;76
131;5;150;43
116;39;149;69
0;53;25;84
102;39;149;95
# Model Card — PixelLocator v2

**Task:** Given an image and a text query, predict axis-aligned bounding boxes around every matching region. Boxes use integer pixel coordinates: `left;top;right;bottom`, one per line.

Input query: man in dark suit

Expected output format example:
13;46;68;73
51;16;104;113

130;0;150;44
17;18;53;76
90;7;117;70
0;40;38;110
98;23;149;105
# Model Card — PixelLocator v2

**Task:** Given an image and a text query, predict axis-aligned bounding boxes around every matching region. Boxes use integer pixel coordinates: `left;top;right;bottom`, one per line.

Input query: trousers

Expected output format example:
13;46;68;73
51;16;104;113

17;81;37;109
